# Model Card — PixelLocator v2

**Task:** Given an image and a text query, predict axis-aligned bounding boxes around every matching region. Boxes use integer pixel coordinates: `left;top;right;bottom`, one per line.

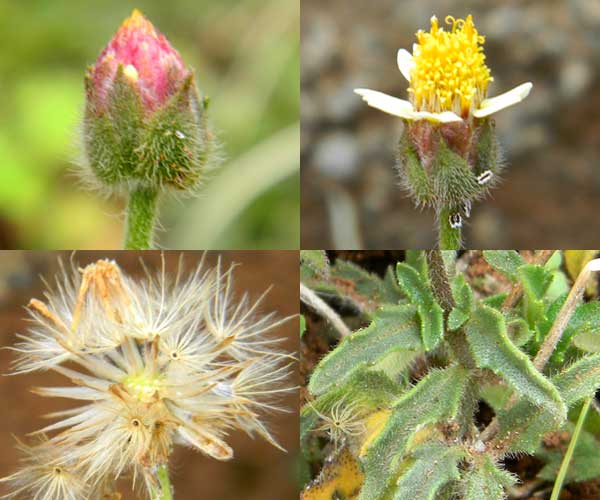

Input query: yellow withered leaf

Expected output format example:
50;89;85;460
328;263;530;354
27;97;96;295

301;447;364;500
564;250;599;296
359;409;391;457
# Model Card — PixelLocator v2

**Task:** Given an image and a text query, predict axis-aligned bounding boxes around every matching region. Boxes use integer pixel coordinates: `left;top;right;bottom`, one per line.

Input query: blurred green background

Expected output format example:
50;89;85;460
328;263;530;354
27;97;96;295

0;0;299;249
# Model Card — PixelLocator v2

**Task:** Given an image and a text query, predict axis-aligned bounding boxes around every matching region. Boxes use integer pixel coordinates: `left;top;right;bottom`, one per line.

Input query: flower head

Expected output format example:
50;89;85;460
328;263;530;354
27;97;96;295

355;15;532;122
92;9;189;113
82;9;215;192
3;256;293;498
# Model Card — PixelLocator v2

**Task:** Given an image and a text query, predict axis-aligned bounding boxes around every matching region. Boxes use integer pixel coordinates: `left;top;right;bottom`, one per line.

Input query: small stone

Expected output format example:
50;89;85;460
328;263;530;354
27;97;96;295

313;132;360;181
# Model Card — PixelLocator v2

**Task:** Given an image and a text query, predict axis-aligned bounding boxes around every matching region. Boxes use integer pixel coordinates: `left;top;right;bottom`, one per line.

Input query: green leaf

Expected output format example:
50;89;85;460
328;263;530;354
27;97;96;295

518;264;553;326
465;305;566;416
537;423;600;484
495;399;563;454
405;250;428;279
553;353;600;406
300;250;330;278
562;302;600;355
396;263;444;350
300;315;306;338
463;456;516;500
359;366;470;500
448;274;473;331
481;293;508;310
334;260;403;308
308;305;422;395
506;317;533;347
483;251;525;281
392;443;463;500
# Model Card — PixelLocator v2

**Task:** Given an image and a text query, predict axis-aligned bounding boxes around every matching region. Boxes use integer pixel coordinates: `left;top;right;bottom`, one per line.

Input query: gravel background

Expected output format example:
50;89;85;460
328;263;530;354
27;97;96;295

301;0;600;249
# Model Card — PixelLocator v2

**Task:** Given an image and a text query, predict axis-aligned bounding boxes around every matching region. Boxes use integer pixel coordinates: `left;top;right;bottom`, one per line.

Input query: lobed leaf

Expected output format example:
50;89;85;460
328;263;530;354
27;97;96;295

465;305;566;416
301;250;330;279
463;456;516;500
396;263;444;350
308;305;422;395
483;250;525;281
392;443;463;500
358;365;470;500
448;274;474;331
518;264;553;326
553;353;600;406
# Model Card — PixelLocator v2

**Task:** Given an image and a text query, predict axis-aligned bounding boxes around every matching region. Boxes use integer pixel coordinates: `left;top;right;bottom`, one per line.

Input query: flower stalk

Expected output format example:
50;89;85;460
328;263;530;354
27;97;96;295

124;185;159;249
152;465;174;500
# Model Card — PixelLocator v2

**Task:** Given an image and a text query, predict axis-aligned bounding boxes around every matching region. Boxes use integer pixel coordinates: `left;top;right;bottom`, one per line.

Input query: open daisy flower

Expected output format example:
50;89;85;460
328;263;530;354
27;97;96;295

355;15;532;123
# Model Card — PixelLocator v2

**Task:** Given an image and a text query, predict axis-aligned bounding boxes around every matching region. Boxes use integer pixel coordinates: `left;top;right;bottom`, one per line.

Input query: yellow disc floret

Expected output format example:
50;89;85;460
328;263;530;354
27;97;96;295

408;15;493;116
123;372;164;402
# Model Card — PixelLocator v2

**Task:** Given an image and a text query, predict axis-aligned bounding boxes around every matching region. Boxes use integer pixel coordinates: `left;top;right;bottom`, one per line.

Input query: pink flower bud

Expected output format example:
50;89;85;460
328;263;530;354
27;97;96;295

90;9;190;113
82;10;215;192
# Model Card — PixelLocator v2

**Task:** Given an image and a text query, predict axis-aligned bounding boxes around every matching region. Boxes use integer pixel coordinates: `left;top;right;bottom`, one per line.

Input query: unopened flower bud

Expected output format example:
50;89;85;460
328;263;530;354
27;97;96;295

83;9;214;192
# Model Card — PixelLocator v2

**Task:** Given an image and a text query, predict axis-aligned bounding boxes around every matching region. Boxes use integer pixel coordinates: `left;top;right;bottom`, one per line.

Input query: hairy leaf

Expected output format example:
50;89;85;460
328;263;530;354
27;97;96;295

494;399;563;454
553;353;600;406
301;250;330;279
465;305;566;416
448;274;474;331
463;456;516;500
405;250;427;279
392;443;463;500
519;264;553;326
483;250;525;281
359;366;470;500
308;305;422;395
396;263;444;350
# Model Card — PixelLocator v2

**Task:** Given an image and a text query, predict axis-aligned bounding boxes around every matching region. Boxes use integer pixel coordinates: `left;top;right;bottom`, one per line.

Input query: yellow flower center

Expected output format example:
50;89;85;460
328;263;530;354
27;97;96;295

408;15;493;116
123;372;164;402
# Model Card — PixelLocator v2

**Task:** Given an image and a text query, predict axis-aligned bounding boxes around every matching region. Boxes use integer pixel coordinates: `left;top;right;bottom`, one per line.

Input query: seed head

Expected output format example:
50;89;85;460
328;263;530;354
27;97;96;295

3;255;293;498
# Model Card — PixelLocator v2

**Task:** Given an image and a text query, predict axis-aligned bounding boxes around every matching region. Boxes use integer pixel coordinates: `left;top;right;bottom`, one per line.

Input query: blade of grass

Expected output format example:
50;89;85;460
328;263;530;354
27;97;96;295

549;396;593;500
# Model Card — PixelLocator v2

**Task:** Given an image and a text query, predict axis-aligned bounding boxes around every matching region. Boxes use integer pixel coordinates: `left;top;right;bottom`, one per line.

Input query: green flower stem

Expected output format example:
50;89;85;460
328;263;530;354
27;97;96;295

550;397;593;500
124;185;159;249
150;465;174;500
438;207;461;250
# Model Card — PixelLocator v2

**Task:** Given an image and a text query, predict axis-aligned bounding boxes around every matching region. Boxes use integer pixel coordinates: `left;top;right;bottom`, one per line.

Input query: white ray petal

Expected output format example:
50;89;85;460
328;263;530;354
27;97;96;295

409;110;463;123
473;82;533;118
354;88;414;117
397;48;414;82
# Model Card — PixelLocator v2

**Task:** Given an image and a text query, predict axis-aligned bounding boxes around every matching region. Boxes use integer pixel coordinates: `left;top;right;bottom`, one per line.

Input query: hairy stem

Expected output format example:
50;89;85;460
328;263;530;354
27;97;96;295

550;397;593;500
426;250;455;311
426;250;475;368
124;185;159;249
300;282;351;338
438;207;461;250
151;465;174;500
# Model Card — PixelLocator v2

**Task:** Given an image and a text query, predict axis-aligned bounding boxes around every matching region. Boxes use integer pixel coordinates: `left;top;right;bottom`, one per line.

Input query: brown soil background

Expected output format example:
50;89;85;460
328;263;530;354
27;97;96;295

301;0;600;248
0;251;300;500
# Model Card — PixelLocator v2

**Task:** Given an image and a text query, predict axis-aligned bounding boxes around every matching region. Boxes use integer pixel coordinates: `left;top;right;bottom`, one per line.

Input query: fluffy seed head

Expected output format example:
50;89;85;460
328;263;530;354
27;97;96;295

3;255;293;497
